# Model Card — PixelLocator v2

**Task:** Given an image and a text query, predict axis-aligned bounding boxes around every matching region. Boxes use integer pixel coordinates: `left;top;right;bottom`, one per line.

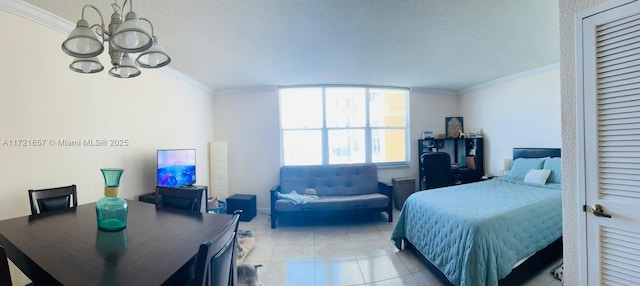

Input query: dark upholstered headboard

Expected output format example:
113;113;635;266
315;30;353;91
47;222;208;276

513;148;561;160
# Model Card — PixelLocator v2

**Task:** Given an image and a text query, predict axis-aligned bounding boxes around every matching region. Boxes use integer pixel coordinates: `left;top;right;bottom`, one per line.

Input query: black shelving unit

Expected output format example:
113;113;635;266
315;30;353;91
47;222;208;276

418;137;484;189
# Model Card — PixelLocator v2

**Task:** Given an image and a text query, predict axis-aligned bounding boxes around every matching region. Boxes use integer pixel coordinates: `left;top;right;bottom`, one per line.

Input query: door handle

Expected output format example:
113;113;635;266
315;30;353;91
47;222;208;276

592;204;612;218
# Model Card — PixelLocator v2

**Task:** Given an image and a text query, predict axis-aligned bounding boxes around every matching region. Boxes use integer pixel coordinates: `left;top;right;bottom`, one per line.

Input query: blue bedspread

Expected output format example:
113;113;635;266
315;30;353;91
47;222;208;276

391;178;562;286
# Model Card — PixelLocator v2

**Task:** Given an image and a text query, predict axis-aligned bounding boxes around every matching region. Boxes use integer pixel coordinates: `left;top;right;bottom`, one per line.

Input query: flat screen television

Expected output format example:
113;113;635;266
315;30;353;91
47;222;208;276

157;149;196;187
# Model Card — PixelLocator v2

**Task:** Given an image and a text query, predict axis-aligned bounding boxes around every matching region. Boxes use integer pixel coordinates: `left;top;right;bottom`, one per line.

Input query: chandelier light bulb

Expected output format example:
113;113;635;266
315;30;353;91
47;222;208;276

81;61;93;73
125;33;140;49
69;57;103;74
147;53;160;67
76;38;91;53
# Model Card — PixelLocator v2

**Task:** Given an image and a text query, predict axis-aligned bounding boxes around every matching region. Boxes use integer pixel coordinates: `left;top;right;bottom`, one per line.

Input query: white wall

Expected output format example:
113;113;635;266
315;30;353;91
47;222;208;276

404;89;460;183
459;65;561;176
212;88;282;211
212;87;459;210
0;10;214;220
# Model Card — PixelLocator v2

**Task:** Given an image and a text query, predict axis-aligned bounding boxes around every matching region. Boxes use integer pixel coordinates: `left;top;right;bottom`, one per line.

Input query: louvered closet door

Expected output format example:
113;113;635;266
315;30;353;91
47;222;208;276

580;1;640;285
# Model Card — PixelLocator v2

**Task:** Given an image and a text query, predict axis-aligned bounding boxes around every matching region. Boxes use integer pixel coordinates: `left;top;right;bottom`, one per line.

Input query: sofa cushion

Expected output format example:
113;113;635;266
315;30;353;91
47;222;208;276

275;193;389;212
280;164;379;196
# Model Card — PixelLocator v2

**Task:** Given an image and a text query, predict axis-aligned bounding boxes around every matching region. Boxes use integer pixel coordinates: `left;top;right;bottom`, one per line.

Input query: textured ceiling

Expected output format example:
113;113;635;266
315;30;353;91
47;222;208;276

23;0;559;92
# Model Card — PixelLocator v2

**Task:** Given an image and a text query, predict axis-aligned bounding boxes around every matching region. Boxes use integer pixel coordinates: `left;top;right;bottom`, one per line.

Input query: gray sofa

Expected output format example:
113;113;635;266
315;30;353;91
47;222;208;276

269;163;393;228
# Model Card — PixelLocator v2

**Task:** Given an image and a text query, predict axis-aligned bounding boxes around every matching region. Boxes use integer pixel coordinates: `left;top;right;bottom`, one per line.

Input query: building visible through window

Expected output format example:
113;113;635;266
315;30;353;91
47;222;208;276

279;86;409;166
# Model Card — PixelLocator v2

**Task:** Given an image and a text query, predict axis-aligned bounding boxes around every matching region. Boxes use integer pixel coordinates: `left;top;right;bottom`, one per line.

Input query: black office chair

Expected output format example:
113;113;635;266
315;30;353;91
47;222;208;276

421;152;456;189
191;211;241;286
156;186;205;212
28;185;78;215
1;245;12;286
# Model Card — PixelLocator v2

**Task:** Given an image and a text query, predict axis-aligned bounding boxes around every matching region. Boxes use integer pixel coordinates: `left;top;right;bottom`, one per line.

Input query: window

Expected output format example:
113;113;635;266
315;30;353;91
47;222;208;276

279;86;409;166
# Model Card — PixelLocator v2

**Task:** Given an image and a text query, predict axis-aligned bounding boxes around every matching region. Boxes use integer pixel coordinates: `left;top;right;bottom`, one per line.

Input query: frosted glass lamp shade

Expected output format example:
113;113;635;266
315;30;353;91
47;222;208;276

136;36;171;68
62;19;104;58
69;57;104;73
109;55;141;78
110;11;152;53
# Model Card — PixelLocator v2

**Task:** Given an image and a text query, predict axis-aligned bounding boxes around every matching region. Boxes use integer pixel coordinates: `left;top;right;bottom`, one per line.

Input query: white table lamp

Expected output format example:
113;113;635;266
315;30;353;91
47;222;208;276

497;158;512;176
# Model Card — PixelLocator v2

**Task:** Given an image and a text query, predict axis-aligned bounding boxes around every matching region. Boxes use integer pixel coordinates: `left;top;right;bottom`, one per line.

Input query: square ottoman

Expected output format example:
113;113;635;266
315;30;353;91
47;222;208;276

226;194;256;222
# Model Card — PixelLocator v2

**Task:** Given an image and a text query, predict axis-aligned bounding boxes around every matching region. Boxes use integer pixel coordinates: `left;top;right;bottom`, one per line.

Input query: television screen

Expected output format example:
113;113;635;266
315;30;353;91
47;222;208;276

157;149;196;187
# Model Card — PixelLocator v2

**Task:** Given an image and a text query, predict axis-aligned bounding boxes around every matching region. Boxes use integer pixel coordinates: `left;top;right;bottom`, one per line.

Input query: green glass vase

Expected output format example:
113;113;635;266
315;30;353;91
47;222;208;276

96;168;128;231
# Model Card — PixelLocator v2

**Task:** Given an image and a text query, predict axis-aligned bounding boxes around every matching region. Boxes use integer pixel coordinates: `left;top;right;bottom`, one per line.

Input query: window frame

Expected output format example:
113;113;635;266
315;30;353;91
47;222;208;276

279;85;410;167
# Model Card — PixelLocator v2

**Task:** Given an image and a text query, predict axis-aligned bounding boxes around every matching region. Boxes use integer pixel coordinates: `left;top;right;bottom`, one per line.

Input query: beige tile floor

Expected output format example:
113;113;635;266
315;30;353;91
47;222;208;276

239;210;564;286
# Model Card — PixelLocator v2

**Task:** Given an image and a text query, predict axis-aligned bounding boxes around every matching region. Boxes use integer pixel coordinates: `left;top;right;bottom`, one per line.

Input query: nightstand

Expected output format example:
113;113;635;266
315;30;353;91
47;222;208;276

392;177;416;210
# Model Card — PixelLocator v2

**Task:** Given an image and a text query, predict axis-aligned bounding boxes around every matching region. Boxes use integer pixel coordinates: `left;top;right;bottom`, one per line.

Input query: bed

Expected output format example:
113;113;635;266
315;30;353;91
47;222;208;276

391;148;562;286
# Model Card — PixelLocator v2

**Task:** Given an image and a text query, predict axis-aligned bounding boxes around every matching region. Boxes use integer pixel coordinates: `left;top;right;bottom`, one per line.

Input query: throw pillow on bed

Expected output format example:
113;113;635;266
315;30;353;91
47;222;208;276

505;158;546;180
543;157;562;184
524;169;551;185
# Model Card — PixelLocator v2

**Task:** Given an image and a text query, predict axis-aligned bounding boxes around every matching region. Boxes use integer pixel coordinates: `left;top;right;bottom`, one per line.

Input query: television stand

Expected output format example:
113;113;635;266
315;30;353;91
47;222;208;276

138;192;156;204
138;185;209;207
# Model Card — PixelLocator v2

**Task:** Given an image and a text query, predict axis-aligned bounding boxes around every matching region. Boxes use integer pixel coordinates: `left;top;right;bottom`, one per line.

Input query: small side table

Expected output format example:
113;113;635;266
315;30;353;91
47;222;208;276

392;177;416;210
226;194;256;222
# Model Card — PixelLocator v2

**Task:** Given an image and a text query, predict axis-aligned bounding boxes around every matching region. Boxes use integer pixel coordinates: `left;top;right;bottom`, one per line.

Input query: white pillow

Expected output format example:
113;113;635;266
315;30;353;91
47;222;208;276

524;169;551;185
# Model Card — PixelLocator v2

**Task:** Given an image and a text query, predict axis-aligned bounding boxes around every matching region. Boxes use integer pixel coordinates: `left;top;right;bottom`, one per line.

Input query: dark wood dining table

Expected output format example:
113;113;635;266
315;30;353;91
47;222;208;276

0;199;236;285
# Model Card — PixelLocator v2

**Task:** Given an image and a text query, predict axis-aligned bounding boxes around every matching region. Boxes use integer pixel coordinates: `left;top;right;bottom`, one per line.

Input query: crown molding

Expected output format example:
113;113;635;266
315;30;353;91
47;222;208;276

0;0;73;33
213;86;279;96
459;63;560;94
409;87;457;96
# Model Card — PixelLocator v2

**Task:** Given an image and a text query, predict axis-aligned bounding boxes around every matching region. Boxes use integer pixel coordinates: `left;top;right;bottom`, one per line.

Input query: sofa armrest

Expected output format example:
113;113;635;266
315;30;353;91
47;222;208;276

270;186;281;228
378;182;394;222
270;186;280;204
377;181;392;197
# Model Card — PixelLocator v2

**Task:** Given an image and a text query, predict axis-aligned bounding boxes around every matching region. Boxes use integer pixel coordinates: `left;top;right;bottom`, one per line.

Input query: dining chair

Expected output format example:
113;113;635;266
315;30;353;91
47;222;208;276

421;152;456;189
191;211;241;286
28;185;78;215
156;186;205;212
1;245;12;286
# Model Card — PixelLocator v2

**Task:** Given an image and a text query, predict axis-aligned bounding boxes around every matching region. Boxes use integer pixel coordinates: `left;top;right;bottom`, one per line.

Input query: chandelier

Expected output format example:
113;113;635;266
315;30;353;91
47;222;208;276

61;0;171;78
